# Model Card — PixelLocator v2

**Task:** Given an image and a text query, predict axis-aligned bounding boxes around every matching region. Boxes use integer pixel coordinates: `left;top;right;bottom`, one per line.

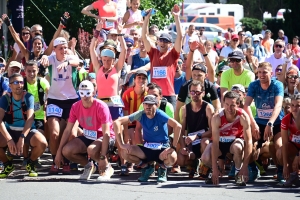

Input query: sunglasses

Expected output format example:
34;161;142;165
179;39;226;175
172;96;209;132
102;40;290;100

0;63;5;68
275;44;283;48
79;89;93;97
239;34;245;36
126;44;133;48
10;81;24;85
275;68;282;72
229;58;242;63
159;38;170;43
287;75;299;80
22;32;30;36
190;90;202;96
33;30;43;33
253;41;259;43
178;61;183;65
232;39;239;42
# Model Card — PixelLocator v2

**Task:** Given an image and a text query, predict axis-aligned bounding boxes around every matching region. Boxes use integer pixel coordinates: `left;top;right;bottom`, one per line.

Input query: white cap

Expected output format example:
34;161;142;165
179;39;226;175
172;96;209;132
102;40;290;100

252;35;260;42
54;37;68;47
78;80;94;91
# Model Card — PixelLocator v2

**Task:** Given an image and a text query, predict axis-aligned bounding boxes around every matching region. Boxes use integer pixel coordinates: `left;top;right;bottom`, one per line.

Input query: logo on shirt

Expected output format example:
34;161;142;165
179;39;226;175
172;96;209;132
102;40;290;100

153;126;158;131
53;74;70;81
262;103;271;109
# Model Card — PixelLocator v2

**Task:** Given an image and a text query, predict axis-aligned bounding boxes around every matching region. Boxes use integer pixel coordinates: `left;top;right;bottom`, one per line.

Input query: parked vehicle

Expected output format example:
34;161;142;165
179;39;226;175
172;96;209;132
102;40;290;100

188;15;235;30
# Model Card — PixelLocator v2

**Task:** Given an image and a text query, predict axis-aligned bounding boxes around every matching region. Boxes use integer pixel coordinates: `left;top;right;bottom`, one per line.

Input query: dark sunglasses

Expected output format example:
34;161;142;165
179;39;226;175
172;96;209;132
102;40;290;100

275;68;282;72
239;34;245;36
0;63;5;68
229;58;242;63
22;32;30;36
178;61;183;65
159;38;170;43
287;75;299;80
126;44;133;48
10;81;24;85
232;39;239;42
190;90;202;96
275;44;283;48
253;41;259;43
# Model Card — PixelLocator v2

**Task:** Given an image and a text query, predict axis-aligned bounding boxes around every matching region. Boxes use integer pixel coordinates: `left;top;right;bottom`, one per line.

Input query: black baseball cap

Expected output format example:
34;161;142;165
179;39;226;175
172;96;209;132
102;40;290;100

192;63;207;73
228;51;245;60
159;33;172;43
143;95;158;105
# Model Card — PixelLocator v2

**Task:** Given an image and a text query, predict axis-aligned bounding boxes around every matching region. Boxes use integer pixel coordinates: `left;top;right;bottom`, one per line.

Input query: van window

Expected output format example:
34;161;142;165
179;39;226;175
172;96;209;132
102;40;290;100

208;13;215;15
206;18;219;24
194;17;204;23
217;9;220;14
187;16;195;22
228;12;235;16
200;13;206;15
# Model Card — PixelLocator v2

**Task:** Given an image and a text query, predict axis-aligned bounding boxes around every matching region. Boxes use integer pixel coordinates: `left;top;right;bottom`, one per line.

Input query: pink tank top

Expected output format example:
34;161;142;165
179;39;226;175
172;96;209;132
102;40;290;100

125;9;142;34
97;67;119;98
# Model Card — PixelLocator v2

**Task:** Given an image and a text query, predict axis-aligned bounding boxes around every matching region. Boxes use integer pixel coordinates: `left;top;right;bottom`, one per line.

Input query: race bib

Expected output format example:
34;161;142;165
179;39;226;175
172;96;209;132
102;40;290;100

46;104;63;117
9;126;24;131
105;21;114;29
219;136;236;143
153;66;167;79
83;128;97;140
188;129;205;145
110;95;125;107
144;142;162;150
257;109;273;119
292;135;300;144
34;102;41;111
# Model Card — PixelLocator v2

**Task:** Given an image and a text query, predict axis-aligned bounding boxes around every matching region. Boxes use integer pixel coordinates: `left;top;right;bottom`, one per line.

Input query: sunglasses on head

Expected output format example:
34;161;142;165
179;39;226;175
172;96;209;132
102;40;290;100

126;43;133;48
190;90;202;96
275;68;282;72
159;38;170;43
287;75;299;80
229;58;242;63
231;86;243;92
22;32;30;36
78;89;93;97
275;44;283;48
10;81;24;85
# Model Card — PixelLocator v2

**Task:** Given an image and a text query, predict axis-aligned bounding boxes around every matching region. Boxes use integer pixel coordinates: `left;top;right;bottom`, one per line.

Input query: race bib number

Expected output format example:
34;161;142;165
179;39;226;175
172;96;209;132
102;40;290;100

110;96;125;107
34;102;41;111
257;109;273;119
46;104;63;117
83;129;97;140
188;129;205;145
144;142;162;150
219;136;236;143
105;21;114;29
153;66;167;79
292;135;300;144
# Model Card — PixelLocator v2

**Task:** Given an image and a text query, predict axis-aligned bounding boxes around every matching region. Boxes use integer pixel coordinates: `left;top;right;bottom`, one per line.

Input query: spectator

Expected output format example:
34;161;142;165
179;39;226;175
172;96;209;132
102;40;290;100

252;35;266;63
3;61;22;78
244;46;259;74
262;29;274;56
182;24;195;54
122;0;143;35
278;29;288;46
204;40;218;67
219;34;242;62
174;57;187;95
292;36;300;65
237;31;248;53
198;27;207;41
261;24;267;37
149;24;159;36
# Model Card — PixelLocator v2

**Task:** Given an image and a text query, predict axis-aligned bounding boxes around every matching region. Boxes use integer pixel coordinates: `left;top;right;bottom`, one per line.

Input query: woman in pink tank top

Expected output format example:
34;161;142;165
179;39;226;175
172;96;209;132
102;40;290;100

90;19;127;119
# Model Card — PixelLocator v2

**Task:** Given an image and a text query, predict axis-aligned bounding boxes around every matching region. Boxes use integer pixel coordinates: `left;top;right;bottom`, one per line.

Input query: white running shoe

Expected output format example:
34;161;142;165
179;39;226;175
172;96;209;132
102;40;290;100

79;162;96;180
97;165;114;181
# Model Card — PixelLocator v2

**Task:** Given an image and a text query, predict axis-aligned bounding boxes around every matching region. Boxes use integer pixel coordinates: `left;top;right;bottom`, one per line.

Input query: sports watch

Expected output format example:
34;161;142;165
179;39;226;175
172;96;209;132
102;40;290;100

100;155;106;160
20;133;25;138
267;122;273;127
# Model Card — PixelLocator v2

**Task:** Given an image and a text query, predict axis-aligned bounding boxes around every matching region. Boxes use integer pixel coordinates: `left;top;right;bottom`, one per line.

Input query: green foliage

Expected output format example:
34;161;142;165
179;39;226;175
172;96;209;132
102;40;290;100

140;0;183;29
264;18;284;39
240;17;262;34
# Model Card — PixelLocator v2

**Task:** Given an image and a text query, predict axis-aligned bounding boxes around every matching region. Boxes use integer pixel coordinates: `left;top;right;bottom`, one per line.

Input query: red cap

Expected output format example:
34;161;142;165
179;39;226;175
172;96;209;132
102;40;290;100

231;34;239;40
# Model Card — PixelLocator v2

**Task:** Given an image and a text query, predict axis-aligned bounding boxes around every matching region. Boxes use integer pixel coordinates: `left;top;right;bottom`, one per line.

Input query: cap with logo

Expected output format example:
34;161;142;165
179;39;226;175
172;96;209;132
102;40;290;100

54;37;68;47
143;95;158;105
79;80;94;91
192;63;207;73
8;61;22;69
231;84;245;93
228;51;244;60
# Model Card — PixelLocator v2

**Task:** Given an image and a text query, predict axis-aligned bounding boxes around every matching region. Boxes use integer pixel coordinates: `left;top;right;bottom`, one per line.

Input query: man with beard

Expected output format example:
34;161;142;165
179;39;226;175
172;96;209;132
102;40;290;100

113;95;181;182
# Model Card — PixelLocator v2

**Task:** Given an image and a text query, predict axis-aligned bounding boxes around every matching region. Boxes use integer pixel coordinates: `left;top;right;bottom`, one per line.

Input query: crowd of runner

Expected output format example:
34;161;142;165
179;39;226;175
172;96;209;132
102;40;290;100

0;0;299;187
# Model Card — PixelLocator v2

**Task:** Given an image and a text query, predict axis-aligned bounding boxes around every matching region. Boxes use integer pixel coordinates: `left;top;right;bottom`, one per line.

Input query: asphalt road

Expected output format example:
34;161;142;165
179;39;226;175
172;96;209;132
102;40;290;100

0;153;299;200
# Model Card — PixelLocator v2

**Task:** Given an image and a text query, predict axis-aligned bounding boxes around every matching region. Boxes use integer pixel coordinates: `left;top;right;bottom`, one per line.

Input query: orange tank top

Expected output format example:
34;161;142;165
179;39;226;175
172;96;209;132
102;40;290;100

97;67;119;98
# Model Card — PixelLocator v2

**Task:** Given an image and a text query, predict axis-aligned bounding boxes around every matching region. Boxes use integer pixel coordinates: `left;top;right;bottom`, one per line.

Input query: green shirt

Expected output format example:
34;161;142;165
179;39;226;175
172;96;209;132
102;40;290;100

220;68;255;90
26;78;50;119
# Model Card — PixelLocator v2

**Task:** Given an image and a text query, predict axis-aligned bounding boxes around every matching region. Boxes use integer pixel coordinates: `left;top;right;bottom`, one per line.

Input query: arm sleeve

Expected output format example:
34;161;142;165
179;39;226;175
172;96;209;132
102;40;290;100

171;47;180;60
91;1;99;9
220;47;228;58
128;110;143;123
158;110;170;123
68;105;77;123
40;78;50;90
148;47;156;59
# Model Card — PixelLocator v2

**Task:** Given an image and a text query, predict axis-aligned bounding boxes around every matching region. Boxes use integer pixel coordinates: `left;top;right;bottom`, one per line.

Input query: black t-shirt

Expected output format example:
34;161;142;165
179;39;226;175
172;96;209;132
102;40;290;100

177;79;219;104
237;43;248;51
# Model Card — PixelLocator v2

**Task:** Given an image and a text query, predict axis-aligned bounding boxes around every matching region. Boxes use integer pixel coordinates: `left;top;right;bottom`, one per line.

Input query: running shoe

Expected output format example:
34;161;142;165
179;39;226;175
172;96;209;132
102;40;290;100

235;173;246;186
228;164;235;179
248;165;259;182
97;165;114;181
283;172;299;187
62;165;71;175
49;164;59;175
157;167;167;182
26;161;38;177
189;168;195;178
21;158;29;170
79;162;96;180
138;165;155;182
0;163;14;178
119;165;129;176
0;161;3;171
198;164;211;180
70;163;79;171
255;161;266;175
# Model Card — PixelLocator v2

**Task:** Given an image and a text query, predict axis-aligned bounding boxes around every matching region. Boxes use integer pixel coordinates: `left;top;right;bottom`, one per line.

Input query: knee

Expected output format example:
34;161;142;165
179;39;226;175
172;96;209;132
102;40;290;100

165;151;177;166
62;145;72;157
201;150;211;166
232;143;243;155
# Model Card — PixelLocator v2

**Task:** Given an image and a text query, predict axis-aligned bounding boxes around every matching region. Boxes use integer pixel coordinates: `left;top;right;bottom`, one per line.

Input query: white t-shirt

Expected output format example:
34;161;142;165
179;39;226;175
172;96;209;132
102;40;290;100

47;54;79;100
264;53;291;77
183;34;191;54
193;49;203;63
220;46;243;59
207;50;218;67
13;42;20;53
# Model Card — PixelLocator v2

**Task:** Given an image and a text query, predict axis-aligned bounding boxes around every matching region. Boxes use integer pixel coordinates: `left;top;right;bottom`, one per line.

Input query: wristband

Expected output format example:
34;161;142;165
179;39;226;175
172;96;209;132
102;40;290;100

117;34;125;36
93;30;100;38
203;53;208;57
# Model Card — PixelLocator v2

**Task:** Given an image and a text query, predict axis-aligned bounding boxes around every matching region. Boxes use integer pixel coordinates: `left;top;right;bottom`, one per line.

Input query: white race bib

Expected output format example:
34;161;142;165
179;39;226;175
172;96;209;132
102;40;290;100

188;129;205;145
144;142;162;150
219;136;236;143
105;21;114;29
110;95;125;107
9;126;24;131
83;128;97;140
257;109;273;119
34;102;41;111
153;66;167;79
46;104;63;117
292;135;300;144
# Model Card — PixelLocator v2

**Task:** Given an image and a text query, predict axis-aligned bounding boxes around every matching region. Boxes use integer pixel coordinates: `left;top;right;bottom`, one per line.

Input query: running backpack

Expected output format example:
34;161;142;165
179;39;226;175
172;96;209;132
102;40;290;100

3;92;28;124
159;97;168;112
23;77;45;106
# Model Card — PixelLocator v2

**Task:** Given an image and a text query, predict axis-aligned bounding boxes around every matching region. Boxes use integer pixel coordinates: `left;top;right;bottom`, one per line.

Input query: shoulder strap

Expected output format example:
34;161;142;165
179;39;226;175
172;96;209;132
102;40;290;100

23;77;28;91
21;91;28;120
37;77;45;106
159;98;168;112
